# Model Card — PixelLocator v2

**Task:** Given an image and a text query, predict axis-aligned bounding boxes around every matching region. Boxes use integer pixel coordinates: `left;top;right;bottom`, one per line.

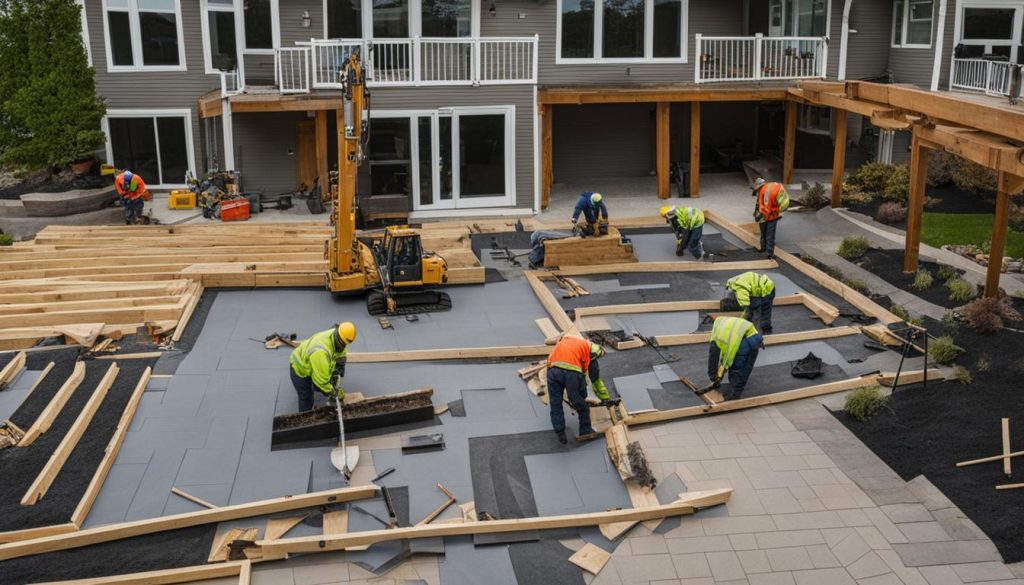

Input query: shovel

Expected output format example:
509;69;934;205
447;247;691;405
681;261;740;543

330;396;360;478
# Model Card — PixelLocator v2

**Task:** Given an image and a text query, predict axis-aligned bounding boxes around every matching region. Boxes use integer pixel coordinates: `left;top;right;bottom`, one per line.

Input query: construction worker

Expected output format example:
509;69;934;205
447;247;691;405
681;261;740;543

706;316;763;401
751;177;790;259
114;170;146;225
289;323;357;412
660;205;706;259
547;336;613;444
724;272;776;333
571;192;608;236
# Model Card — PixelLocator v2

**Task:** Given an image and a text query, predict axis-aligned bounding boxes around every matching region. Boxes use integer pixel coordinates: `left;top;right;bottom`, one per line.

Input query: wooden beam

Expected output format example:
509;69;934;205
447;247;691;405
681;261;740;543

71;367;152;526
256;490;731;557
690;102;701;198
229;96;344;114
986;172;1011;297
914;124;1024;180
654;325;861;347
315;110;329;197
0;485;378;562
657;102;671;199
239;560;252;585
0;523;77;546
538;87;791;105
541;104;553;210
904;134;929;273
831;109;848;208
22;363;120;505
783;100;797;184
1003;418;1012;477
347;344;551;363
33;560;248;585
525;270;576;331
552;259;778;277
171;285;204;343
18;361;86;447
956;450;1024;467
0;350;26;390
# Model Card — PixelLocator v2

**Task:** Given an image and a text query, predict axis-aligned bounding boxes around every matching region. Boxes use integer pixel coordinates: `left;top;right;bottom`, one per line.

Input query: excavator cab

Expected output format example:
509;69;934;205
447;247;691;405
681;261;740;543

384;229;424;285
365;227;451;316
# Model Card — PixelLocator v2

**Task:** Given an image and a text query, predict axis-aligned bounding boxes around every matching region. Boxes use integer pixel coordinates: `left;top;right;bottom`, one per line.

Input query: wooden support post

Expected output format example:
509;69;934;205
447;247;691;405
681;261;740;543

783;100;797;185
315;110;329;193
689;103;701;198
831;109;848;208
904;134;929;273
986;172;1011;297
1002;418;1012;477
656;102;670;199
541;104;553;210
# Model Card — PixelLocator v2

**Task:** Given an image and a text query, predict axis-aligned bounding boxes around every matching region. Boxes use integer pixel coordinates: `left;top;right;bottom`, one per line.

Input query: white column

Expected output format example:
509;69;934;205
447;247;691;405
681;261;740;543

222;99;236;171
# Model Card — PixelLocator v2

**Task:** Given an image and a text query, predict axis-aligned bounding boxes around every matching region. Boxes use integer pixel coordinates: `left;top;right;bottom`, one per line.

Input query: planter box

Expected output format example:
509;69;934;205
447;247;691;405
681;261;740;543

20;187;117;217
271;388;434;446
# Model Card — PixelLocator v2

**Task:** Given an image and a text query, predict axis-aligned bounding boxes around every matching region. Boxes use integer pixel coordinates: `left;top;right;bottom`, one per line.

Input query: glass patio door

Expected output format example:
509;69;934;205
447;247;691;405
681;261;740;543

957;3;1024;62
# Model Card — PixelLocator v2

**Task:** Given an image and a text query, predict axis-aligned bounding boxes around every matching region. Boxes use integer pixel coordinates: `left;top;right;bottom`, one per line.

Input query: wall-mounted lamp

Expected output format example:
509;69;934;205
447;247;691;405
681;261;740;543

301;10;311;28
489;3;496;16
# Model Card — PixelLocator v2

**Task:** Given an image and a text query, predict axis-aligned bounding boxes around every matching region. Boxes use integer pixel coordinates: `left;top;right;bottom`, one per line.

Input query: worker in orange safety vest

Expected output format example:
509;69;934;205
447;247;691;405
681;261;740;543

546;336;618;444
751;177;790;259
114;170;147;225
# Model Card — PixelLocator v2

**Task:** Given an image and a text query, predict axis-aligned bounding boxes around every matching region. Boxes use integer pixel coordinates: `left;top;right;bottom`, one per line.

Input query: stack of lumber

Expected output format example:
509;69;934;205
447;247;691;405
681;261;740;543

542;227;637;267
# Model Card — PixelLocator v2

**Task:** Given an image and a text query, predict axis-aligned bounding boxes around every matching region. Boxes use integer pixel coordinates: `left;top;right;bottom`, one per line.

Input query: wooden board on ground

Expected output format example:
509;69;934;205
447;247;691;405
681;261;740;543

208;527;258;563
0;351;26;389
31;560;248;585
19;361;86;446
542;228;637;267
569;543;611;575
323;510;348;535
1003;418;1012;477
263;515;304;541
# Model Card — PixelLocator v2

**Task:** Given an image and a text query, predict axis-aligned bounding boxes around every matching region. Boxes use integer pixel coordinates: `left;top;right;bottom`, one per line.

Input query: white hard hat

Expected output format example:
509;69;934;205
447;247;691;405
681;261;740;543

754;177;767;187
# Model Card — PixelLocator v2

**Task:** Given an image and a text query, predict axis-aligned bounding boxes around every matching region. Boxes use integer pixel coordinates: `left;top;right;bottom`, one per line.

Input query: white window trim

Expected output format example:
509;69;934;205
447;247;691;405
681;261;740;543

241;0;280;54
102;108;196;188
891;0;934;48
321;0;479;40
101;0;187;72
957;2;1023;45
200;0;238;75
76;0;93;67
555;0;689;63
368;106;516;210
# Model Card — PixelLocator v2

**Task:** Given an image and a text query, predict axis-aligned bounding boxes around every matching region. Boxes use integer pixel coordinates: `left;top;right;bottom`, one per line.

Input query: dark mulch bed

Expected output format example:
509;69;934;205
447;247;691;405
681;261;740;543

846;183;997;229
0;173;106;200
854;248;968;309
834;318;1024;563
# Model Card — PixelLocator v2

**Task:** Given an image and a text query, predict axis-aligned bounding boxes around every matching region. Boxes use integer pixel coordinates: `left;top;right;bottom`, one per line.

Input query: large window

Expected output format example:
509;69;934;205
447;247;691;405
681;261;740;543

103;0;185;71
244;0;274;50
892;0;934;48
203;0;237;72
769;0;826;36
422;0;471;36
558;0;686;62
105;111;194;186
372;0;410;37
327;0;362;38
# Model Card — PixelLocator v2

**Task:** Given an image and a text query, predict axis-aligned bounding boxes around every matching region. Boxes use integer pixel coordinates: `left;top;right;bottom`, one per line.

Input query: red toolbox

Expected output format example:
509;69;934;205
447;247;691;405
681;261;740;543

220;198;250;222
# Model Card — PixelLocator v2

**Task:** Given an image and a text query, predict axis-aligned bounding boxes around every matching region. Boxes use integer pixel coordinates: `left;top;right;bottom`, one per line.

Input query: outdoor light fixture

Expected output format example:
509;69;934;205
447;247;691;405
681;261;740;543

302;10;311;28
489;3;496;16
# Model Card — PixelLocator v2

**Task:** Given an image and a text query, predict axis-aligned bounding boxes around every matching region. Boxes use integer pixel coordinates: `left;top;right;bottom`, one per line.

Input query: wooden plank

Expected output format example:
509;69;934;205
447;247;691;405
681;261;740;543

525;271;575;331
32;561;247;585
654;325;861;348
904;135;929;273
71;367;152;526
657;102;670;199
209;527;258;563
996;483;1024;490
0;485;378;561
535;318;560;340
783;100;797;184
831;108;848;208
257;490;732;557
18;361;86;446
956;450;1024;467
552;259;778;277
0;523;77;546
986;172;1011;297
541;104;553;210
0;350;27;389
569;542;611;575
323;510;349;535
263;515;304;541
537;86;790;105
93;352;164;361
171;284;204;342
347;344;551;363
574;293;813;319
171;487;218;510
315;110;329;196
22;363;120;505
239;559;252;585
690;102;701;198
1003;418;1012;477
876;368;944;386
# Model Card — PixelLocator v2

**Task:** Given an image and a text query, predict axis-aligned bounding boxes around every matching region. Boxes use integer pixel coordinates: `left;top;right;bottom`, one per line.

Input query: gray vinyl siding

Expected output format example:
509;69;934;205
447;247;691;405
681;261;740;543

827;0;844;79
892;129;912;163
553;104;654;180
843;0;894;80
481;0;745;85
232;112;308;194
936;3;955;89
280;0;326;45
889;0;952;87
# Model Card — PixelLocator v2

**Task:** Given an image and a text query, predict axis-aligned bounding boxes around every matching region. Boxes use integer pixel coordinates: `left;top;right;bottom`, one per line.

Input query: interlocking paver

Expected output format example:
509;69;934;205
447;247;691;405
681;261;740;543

951;561;1016;583
706;551;746;581
737;550;773;574
749;573;797;585
898;522;953;544
832;532;873;566
847;552;893;580
670;553;711;579
766;547;815;572
792;568;857;585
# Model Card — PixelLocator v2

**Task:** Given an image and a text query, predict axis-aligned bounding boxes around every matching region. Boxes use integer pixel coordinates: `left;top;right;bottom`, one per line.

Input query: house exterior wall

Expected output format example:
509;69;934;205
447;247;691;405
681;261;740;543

844;0;895;80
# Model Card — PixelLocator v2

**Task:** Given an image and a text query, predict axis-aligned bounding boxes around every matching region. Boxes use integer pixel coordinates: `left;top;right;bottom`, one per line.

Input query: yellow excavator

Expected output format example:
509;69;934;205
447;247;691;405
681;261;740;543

326;53;452;316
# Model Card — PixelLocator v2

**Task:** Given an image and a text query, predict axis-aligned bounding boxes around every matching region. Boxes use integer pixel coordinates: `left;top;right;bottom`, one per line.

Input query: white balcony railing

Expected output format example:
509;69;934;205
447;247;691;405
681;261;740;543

951;58;1021;98
220;69;242;96
274;36;537;93
695;34;827;83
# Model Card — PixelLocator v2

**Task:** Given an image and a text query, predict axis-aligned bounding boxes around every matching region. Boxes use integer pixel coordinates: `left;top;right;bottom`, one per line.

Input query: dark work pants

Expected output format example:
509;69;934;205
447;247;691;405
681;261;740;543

547;367;593;435
675;225;705;258
725;335;762;400
123;198;144;224
291;368;315;411
759;219;779;257
744;290;775;331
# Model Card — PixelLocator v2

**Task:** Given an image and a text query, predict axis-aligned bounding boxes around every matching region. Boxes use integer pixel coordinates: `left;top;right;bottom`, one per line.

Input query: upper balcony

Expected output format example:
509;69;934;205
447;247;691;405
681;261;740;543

694;34;828;84
219;36;538;98
950;57;1023;102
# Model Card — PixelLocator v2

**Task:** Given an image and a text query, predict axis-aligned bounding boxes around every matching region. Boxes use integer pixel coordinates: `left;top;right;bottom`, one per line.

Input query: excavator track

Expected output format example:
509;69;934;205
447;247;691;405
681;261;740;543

366;289;453;316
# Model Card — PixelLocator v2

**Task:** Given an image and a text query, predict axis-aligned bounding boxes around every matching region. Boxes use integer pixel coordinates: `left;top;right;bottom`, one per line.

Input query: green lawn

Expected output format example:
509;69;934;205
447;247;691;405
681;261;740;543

921;213;1024;258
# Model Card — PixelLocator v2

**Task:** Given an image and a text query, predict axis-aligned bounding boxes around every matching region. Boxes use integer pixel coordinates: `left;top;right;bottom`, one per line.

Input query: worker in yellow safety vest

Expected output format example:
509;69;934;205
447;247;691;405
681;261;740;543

289;323;356;411
751;177;790;259
660;205;707;259
724;272;776;333
547;336;617;444
707;316;763;400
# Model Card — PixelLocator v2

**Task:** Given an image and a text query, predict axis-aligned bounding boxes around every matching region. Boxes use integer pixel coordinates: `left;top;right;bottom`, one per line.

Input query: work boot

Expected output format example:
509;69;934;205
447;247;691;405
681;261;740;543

556;431;568;445
579;427;596;436
762;326;773;335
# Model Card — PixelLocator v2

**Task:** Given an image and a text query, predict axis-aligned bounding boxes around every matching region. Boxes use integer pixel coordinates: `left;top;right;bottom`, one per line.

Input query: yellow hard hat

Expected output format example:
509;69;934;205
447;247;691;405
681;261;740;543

659;205;676;217
337;322;357;345
590;193;602;204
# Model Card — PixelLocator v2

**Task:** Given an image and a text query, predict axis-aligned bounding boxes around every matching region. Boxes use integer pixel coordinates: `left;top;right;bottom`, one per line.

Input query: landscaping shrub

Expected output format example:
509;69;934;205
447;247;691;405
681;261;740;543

923;196;941;210
850;162;897;193
837;236;869;260
975;356;990;372
941;310;959;336
0;234;11;246
961;296;1023;333
926;150;957;187
953;159;998;194
890;304;911;322
844;386;888;421
1009;204;1024;233
883;164;910;201
945;277;976;302
937;264;957;282
875;202;907;225
798;182;829;210
928;335;964;365
910;269;933;291
842;188;873;206
953;365;972;385
845;278;869;293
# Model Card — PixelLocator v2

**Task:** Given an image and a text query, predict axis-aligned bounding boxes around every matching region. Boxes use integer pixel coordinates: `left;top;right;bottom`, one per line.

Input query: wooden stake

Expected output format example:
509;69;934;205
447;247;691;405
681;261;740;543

956;450;1024;467
996;483;1024;490
1003;417;1012;477
171;487;219;510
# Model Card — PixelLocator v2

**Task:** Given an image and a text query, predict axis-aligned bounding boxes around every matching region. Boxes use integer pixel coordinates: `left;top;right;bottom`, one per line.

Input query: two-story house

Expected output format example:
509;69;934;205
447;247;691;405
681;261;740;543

76;0;1022;218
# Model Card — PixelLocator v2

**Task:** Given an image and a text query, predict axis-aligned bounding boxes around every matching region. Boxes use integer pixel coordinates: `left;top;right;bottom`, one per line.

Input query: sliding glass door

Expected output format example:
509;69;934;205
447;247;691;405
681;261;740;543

106;111;194;187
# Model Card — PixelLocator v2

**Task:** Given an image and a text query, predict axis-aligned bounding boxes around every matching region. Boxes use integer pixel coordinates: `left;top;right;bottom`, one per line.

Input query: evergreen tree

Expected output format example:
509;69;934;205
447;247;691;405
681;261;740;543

0;0;106;170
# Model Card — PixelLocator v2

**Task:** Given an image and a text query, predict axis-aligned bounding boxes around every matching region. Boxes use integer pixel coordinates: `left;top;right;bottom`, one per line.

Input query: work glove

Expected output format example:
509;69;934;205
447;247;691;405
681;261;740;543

711;379;721;390
592;379;611;401
600;398;622;408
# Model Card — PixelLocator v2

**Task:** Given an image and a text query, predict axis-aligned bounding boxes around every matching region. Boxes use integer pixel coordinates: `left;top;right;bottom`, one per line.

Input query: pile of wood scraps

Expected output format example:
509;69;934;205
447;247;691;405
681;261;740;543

957;417;1024;490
